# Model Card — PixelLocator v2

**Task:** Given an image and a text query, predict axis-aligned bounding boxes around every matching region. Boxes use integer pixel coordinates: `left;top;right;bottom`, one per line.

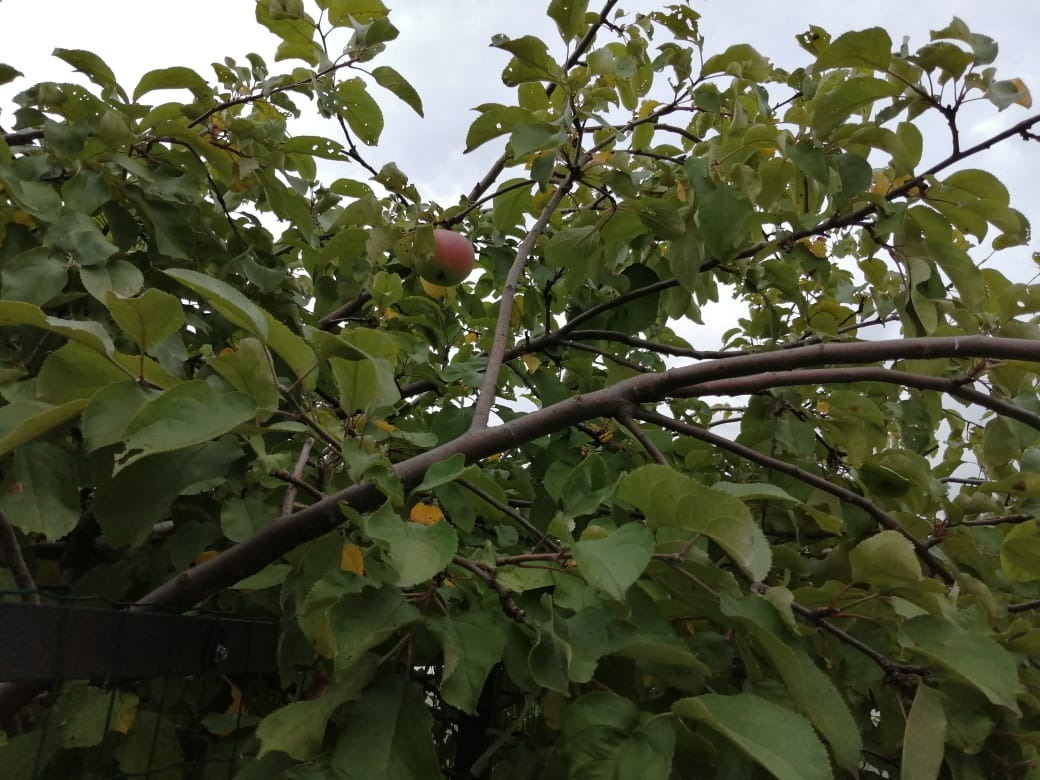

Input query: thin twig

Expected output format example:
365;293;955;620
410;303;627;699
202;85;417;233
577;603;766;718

281;438;316;514
451;556;526;623
0;509;39;603
616;410;670;465
457;479;560;551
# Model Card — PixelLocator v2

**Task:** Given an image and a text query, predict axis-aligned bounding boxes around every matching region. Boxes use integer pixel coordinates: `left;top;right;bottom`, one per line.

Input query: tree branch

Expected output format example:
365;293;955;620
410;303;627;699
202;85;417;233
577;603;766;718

0;509;38;604
470;182;573;429
141;336;1040;609
676;366;1040;432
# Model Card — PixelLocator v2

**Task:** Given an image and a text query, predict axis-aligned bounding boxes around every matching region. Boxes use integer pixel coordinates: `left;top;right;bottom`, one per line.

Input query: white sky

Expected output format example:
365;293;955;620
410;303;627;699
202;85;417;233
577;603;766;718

1;1;1037;351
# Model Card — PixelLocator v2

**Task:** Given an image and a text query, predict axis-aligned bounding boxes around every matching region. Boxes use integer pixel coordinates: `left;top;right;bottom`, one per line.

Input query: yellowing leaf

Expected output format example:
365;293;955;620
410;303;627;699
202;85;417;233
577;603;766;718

373;419;396;432
463;332;478;344
409;503;444;526
522;354;541;373
194;549;218;565
341;543;365;575
796;237;827;258
1010;78;1033;107
12;210;36;228
420;278;450;299
869;171;891;195
110;691;139;734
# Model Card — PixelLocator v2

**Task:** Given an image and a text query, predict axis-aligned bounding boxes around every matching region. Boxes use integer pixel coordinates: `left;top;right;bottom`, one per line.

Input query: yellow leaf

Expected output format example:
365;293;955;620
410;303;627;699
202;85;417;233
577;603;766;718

420;278;451;299
464;332;478;344
869;171;891;195
373;419;396;433
542;690;566;730
12;210;36;228
522;354;541;373
1010;78;1033;108
816;400;830;414
110;691;139;735
341;543;365;575
796;236;827;258
485;453;501;463
409;503;444;526
195;550;218;565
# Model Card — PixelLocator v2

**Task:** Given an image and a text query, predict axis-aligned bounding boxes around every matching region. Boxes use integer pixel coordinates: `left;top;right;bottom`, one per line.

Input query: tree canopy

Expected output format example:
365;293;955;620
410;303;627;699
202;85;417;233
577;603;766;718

1;1;1039;777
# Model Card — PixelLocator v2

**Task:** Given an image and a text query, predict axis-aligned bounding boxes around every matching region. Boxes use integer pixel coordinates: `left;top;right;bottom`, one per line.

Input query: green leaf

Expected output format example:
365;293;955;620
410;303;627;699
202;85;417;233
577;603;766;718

547;0;589;42
362;502;457;587
673;694;832;780
508;122;564;158
371;65;423;116
36;341;128;404
80;260;145;301
1001;520;1040;582
816;27;892;70
618;465;771;580
205;338;280;411
257;654;377;760
52;48;125;100
120;380;256;465
0;442;79;541
465;105;532;153
105;289;185;353
494;35;564;87
331;676;443;780
849;530;923;586
81;381;157;452
330;354;400;414
528;608;572;693
1;247;67;305
93;437;243;547
322;584;421;672
133;66;213;100
325;0;390;25
701;44;771;80
712;482;798;503
429;611;506;714
811;77;900;138
43;212;118;265
338;77;384;146
721;594;862;772
264;312;318;391
164;268;268;339
901;684;946;780
571;524;654;601
414;453;472;491
560;692;675;779
0;64;23;87
903;616;1020;712
0;399;89;457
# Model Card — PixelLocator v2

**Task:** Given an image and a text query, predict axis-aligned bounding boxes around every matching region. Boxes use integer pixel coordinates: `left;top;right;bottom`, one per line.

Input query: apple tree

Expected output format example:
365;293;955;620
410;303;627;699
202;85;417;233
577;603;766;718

1;1;1039;777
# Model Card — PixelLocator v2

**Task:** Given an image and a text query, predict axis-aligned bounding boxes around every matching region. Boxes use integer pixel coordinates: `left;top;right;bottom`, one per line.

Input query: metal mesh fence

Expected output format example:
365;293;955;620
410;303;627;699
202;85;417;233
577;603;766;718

0;590;288;779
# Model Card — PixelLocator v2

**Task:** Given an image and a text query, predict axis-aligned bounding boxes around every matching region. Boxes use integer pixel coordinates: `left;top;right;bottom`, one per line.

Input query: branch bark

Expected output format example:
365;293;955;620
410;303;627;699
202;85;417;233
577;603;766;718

140;335;1040;610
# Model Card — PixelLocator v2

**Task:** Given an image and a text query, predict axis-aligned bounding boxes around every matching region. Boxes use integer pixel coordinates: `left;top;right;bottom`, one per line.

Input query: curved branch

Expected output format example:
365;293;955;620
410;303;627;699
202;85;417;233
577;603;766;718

631;408;955;584
676;366;1040;432
139;335;1040;610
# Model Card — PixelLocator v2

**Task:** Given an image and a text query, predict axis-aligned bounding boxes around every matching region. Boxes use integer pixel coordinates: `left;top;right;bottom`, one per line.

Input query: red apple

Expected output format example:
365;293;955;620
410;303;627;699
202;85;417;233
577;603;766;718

415;228;475;286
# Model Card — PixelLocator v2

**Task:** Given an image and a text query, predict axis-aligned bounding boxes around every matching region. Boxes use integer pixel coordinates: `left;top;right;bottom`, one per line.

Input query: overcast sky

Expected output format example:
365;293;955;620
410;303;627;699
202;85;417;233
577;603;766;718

1;1;1037;346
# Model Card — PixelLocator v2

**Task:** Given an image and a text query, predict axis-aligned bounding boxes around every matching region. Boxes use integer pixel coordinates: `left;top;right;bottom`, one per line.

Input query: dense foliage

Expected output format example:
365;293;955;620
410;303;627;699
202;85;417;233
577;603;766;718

1;0;1039;776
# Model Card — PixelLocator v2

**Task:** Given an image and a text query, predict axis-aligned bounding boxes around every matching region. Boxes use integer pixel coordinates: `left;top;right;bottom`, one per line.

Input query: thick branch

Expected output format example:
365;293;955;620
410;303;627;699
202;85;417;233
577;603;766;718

677;366;1040;432
142;336;1040;609
633;408;955;584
